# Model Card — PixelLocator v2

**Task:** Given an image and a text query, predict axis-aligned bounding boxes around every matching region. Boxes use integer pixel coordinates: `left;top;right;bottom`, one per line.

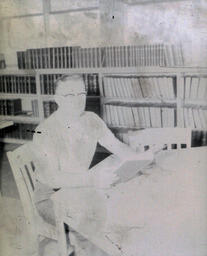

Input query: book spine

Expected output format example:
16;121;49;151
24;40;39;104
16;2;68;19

54;48;57;68
31;49;34;69
190;77;199;99
21;52;25;69
57;48;61;69
184;76;192;99
51;48;55;69
40;75;43;94
33;49;37;69
101;47;105;68
2;76;5;93
60;47;64;69
23;76;26;93
17;52;22;69
3;99;7;115
65;47;68;68
43;101;50;118
7;76;10;93
52;74;55;95
0;76;2;93
27;50;31;69
5;76;8;93
198;77;206;100
44;48;48;68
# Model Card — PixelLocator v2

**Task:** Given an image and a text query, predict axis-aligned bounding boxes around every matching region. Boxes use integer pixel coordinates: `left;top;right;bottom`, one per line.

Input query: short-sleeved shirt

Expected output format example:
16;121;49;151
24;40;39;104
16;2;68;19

32;110;113;202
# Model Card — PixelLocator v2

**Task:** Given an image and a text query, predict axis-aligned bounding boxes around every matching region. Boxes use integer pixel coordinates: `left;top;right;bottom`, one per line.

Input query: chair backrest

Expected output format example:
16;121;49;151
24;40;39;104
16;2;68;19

128;128;192;152
7;142;38;225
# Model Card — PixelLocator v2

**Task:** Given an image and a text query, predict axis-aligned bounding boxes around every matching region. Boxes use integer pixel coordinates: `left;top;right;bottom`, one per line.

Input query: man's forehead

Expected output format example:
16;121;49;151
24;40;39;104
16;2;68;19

56;80;85;95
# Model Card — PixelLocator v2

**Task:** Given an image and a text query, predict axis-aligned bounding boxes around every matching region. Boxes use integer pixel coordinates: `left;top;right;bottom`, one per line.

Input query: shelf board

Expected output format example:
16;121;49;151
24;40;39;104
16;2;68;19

41;94;100;100
0;138;28;144
1;66;207;77
34;66;207;75
0;115;40;124
103;97;176;108
183;99;207;109
0;120;14;129
0;93;38;99
108;125;143;132
0;69;36;75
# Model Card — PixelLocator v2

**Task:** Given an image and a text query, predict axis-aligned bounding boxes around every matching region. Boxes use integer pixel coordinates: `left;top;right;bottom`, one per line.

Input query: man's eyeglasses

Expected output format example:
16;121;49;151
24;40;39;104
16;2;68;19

58;92;87;97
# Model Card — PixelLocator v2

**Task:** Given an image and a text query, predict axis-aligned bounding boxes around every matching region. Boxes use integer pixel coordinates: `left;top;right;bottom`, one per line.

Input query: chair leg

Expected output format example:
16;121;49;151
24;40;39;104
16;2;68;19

57;220;68;256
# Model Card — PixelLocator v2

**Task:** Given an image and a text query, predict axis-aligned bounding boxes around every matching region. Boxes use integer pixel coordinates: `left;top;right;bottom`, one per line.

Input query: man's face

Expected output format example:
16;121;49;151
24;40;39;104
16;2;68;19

54;79;86;116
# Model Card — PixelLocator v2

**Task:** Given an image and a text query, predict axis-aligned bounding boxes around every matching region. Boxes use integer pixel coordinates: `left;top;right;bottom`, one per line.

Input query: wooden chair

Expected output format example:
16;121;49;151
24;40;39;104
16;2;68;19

7;142;73;256
128;128;192;152
7;143;123;256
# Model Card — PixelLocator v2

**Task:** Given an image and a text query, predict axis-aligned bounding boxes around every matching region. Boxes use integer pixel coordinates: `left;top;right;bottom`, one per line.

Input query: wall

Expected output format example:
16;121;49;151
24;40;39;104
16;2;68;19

0;0;207;68
126;0;207;66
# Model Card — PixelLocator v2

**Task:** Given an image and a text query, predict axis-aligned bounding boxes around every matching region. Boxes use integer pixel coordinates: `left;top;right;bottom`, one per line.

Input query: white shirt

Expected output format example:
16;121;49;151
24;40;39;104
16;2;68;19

32;110;114;190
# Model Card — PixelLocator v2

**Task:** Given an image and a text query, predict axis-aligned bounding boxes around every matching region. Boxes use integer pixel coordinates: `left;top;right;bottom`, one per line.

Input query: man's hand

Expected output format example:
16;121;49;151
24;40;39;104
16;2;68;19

93;168;120;189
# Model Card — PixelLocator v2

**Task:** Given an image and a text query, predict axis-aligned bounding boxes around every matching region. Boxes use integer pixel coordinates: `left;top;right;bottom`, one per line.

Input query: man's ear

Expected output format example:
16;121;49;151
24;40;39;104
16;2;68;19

54;95;60;106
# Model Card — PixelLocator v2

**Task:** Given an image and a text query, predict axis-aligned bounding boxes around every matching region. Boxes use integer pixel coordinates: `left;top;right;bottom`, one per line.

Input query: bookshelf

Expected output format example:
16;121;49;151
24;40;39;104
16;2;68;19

0;53;207;146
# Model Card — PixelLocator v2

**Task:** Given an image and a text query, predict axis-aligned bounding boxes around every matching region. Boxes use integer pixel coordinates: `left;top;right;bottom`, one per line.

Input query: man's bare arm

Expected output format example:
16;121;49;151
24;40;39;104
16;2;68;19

98;130;137;159
98;126;154;162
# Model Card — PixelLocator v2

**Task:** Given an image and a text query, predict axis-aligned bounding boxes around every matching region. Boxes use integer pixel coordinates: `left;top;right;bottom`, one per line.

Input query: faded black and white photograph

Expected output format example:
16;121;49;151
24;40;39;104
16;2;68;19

0;1;207;256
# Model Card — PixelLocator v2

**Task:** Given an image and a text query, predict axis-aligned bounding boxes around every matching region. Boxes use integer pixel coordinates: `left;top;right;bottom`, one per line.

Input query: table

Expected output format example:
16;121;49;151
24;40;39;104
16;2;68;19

62;147;207;256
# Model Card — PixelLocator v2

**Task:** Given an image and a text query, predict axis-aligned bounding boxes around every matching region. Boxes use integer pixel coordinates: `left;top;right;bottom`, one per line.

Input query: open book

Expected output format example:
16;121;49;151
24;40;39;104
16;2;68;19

90;154;153;188
113;159;152;185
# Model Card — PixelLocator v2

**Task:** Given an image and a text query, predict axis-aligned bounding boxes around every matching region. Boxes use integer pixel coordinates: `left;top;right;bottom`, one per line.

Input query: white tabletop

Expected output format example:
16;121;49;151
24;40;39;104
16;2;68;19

63;147;207;256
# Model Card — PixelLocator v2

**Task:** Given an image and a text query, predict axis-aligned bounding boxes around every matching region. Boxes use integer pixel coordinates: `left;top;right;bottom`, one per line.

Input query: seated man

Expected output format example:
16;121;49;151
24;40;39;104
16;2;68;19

32;74;154;255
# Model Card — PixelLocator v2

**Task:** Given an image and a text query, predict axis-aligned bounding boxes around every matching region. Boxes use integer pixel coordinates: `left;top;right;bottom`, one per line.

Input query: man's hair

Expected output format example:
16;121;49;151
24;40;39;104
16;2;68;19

54;74;85;94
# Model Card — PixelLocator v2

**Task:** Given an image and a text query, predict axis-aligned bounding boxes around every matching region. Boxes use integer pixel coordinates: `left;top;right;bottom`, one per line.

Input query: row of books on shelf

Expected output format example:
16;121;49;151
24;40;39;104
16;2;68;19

180;108;207;129
40;73;100;95
31;99;39;117
102;105;176;128
40;74;62;95
85;98;100;116
43;98;101;118
0;99;22;116
182;76;207;100
102;76;175;99
17;44;185;69
191;130;207;147
0;75;36;94
0;123;37;140
83;74;100;96
115;130;207;147
165;44;184;67
18;46;78;69
43;101;58;118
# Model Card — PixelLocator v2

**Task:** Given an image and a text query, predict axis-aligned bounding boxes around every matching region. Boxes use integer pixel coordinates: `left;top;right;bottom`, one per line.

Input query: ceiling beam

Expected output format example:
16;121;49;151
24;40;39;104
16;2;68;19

124;0;190;5
50;6;99;15
0;6;99;21
1;13;43;20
